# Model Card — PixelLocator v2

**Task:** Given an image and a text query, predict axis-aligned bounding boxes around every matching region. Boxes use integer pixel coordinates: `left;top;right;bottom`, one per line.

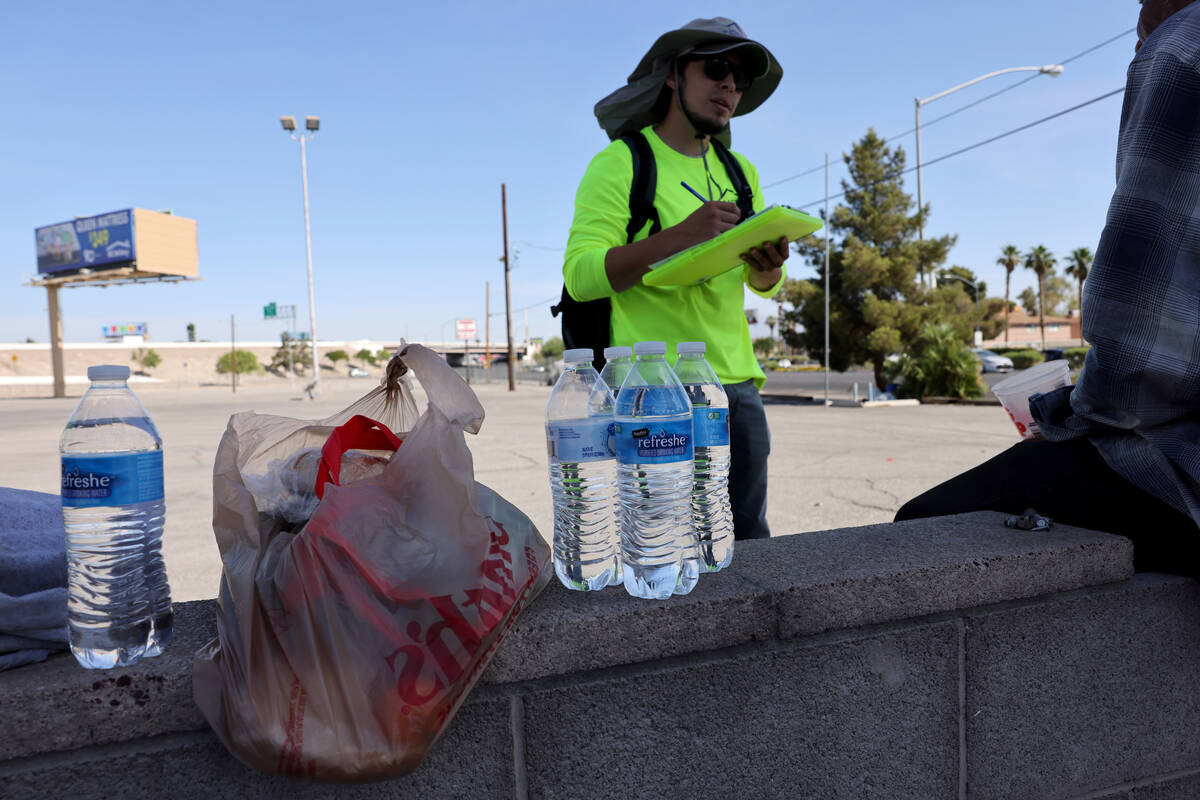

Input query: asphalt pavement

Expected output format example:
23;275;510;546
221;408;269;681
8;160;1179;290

0;374;1021;602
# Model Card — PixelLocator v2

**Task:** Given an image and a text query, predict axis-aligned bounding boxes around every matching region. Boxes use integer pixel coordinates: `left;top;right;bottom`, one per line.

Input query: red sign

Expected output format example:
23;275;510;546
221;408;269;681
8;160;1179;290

455;319;476;340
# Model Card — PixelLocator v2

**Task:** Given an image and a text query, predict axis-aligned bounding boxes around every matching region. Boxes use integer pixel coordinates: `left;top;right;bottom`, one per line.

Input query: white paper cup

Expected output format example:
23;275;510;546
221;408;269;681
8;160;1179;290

991;359;1071;440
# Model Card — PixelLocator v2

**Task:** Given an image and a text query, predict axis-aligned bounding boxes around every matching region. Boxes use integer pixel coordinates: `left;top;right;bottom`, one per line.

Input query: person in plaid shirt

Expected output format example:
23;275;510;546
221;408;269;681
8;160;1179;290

896;0;1200;577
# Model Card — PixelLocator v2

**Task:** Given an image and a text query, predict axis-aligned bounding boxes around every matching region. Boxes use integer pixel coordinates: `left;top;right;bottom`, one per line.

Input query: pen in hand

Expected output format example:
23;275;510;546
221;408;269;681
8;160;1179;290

680;181;708;203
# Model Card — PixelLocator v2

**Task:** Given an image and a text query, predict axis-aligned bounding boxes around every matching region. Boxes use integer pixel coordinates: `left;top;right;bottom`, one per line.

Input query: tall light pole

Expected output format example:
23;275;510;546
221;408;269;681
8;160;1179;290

914;64;1064;287
280;114;320;395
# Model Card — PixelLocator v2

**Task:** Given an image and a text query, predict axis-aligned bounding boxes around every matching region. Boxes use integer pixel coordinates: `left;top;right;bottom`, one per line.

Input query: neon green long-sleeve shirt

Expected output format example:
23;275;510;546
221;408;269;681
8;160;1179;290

563;125;784;388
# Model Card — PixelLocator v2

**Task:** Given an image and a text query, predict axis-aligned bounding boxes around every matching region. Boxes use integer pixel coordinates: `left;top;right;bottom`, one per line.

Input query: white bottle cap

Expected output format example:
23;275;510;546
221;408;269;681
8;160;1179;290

87;365;131;382
633;341;666;356
603;346;632;359
676;341;706;354
563;348;594;363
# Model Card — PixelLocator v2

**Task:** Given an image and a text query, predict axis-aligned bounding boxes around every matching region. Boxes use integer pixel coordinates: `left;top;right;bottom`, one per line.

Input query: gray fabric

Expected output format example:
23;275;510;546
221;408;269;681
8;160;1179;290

594;16;783;145
0;487;68;670
0;487;67;596
725;380;770;540
1031;2;1200;529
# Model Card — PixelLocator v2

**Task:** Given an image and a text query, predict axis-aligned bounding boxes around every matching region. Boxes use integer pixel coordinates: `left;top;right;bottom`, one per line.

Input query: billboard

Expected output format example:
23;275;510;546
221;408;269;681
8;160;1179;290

36;209;135;275
101;322;147;339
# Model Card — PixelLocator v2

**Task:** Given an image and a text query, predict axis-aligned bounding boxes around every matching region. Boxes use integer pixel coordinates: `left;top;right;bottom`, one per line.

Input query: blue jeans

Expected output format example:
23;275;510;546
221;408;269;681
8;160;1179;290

725;380;770;540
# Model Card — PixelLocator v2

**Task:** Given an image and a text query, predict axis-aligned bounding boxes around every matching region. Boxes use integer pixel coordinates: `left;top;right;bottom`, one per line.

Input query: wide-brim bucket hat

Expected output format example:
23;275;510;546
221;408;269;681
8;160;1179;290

594;17;783;144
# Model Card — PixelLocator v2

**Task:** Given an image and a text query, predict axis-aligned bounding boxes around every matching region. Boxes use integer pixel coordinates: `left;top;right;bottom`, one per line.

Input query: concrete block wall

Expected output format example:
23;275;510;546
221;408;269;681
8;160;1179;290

2;511;1199;799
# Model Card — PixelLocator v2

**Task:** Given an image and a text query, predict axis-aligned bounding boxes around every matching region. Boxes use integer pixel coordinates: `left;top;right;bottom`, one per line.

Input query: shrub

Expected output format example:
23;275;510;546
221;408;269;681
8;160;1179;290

270;334;311;375
752;337;774;357
131;347;161;373
895;323;984;399
354;348;377;366
216;350;262;375
325;349;349;364
1008;349;1044;370
1063;346;1090;370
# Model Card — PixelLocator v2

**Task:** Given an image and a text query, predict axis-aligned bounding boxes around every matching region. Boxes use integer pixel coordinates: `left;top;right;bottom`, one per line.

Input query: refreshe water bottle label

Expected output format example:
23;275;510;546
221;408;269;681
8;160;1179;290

549;419;615;462
614;418;694;464
691;407;729;447
61;451;164;507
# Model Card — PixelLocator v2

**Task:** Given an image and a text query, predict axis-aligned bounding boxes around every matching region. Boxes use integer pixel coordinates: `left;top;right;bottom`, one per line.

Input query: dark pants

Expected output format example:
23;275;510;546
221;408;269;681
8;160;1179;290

726;380;770;540
895;437;1198;577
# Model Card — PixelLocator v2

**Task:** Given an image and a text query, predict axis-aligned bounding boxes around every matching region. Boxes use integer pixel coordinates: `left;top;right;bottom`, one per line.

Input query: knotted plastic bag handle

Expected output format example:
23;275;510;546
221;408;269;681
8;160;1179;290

314;414;403;500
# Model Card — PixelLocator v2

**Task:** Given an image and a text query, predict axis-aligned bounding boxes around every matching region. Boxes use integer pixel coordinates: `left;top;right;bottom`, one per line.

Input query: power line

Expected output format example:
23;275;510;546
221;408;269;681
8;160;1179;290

764;27;1135;190
792;87;1124;211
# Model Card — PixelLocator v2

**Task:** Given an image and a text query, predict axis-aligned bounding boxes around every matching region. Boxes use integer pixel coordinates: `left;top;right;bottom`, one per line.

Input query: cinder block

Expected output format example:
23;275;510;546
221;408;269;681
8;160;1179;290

485;570;773;684
732;511;1133;638
520;622;959;800
0;599;216;760
965;574;1200;800
0;693;515;799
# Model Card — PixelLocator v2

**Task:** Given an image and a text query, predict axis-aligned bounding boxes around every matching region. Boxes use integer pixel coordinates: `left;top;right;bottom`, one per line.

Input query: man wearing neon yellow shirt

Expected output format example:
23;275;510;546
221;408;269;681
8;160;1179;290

562;17;787;540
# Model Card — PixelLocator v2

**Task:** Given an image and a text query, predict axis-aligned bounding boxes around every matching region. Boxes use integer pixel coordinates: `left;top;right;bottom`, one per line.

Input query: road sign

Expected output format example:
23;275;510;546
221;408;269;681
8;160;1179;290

263;302;277;319
456;318;477;340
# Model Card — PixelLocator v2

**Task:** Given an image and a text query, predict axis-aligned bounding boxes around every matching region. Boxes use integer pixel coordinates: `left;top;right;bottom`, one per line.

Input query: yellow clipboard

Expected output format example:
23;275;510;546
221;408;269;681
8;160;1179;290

643;205;823;287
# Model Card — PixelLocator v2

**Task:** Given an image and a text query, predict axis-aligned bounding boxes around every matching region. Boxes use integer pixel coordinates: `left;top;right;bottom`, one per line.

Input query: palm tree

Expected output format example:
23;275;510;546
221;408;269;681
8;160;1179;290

765;316;777;356
996;245;1021;345
1024;245;1057;351
1065;246;1093;345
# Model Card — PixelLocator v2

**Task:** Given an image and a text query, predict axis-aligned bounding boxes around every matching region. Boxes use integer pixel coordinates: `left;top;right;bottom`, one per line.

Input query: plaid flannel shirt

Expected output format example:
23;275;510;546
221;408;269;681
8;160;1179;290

1031;3;1200;527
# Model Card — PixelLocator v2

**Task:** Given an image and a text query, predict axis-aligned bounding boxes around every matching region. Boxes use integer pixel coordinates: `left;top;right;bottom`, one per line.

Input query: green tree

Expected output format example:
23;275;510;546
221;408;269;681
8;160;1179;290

753;337;775;358
130;347;161;374
937;265;986;299
1019;287;1039;315
1041;271;1073;317
1024;245;1057;350
539;336;564;363
996;245;1021;346
782;128;956;389
354;348;377;366
325;349;349;366
217;350;262;375
375;348;392;364
270;332;311;375
1065;246;1093;340
892;322;984;399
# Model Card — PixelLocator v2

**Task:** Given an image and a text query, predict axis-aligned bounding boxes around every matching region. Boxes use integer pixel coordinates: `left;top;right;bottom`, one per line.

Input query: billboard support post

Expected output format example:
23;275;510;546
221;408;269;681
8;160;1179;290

47;285;65;398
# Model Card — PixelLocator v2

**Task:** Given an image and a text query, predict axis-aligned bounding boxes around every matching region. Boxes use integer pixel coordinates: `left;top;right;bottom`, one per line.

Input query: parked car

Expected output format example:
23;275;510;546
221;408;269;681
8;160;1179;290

972;348;1014;373
1042;348;1066;362
348;366;369;378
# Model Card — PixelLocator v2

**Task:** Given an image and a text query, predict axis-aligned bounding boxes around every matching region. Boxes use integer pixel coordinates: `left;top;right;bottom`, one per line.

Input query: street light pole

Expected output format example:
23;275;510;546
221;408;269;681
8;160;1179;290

281;115;321;395
914;64;1064;288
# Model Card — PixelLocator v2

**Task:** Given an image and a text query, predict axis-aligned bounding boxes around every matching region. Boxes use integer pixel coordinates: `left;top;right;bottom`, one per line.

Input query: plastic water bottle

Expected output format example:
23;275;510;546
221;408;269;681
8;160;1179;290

546;349;620;591
598;345;633;397
60;365;173;668
614;341;695;599
597;346;634;588
673;342;734;572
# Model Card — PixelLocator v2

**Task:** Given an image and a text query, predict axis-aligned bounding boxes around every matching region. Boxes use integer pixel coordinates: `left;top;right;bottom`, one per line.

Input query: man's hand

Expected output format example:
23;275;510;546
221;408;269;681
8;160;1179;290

742;236;789;291
674;201;742;248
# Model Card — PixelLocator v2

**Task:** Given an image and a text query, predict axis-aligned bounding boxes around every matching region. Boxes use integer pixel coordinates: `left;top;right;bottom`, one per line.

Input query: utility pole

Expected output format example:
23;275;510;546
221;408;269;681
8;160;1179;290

501;183;515;391
485;281;491;383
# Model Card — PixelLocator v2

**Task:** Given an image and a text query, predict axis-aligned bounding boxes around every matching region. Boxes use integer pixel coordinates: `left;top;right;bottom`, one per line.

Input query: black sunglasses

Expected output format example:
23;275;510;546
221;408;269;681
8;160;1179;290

693;55;754;93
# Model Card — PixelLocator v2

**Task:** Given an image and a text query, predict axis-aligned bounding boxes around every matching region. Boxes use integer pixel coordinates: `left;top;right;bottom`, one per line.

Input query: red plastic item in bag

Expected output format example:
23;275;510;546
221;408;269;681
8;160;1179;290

313;414;403;500
193;343;550;782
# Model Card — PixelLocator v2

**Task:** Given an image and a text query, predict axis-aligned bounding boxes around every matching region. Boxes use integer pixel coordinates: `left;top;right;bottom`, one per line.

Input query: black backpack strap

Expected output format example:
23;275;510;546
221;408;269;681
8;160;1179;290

710;138;756;222
618;131;662;243
551;133;665;373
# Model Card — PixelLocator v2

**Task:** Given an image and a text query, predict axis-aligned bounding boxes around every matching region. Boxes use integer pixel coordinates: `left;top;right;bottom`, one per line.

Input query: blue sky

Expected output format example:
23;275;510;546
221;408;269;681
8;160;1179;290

1;0;1138;346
